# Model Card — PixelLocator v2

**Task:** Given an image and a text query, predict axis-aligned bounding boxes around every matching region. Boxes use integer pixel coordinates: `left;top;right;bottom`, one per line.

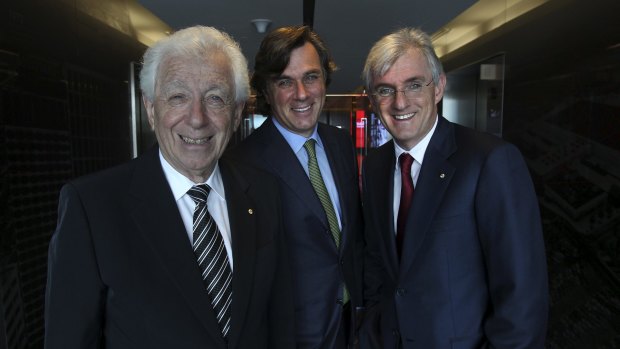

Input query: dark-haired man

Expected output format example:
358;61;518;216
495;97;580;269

226;26;363;348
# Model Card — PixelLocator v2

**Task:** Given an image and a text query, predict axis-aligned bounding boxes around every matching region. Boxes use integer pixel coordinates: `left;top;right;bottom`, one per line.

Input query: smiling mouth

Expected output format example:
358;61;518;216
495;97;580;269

292;105;311;112
180;135;212;145
393;112;415;121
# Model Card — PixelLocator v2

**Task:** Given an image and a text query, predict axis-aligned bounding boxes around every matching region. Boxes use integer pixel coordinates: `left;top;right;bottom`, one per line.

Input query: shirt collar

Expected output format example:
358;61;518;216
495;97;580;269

159;151;225;201
393;115;438;168
272;117;323;153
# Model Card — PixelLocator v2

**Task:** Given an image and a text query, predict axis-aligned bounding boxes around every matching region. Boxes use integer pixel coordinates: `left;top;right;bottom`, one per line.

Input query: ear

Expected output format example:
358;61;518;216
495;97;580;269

435;74;447;102
232;102;245;132
143;95;156;131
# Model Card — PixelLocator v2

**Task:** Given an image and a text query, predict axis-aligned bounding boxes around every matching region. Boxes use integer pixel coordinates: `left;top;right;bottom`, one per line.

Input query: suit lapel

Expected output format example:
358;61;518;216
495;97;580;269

256;119;330;231
219;160;256;349
128;147;226;346
399;117;456;277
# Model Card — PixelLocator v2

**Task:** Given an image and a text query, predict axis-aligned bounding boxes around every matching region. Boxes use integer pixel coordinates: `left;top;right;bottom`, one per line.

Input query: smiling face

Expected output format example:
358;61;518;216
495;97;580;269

372;48;446;150
266;42;326;138
144;51;242;183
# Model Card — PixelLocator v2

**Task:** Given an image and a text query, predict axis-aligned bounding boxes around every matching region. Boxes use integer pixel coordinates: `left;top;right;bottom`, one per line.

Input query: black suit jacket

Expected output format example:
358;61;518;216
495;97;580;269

226;118;364;348
362;116;548;349
45;146;295;349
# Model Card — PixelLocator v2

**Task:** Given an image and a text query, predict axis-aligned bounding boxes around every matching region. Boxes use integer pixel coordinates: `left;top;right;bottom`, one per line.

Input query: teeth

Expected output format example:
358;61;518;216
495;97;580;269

393;112;415;120
292;105;311;112
181;135;209;144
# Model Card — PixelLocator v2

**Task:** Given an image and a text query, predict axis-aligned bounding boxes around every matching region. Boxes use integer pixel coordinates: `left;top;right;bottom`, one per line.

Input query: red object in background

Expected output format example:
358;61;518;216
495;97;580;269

354;109;366;190
355;110;365;149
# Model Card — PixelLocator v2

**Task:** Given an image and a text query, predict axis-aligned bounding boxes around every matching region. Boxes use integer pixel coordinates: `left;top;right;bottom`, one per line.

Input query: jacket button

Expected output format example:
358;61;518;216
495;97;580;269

396;288;406;296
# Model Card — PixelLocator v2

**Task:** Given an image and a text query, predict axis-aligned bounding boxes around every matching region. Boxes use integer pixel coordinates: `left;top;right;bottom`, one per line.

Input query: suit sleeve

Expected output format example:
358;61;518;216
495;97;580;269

475;143;549;348
45;183;105;349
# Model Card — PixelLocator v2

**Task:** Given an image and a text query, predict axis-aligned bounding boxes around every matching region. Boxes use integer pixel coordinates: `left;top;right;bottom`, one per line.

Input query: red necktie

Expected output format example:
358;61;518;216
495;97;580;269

396;153;414;260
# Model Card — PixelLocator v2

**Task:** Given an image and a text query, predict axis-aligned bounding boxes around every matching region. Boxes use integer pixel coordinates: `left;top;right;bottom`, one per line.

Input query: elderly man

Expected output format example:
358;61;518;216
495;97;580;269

360;27;548;348
44;26;295;349
226;26;364;348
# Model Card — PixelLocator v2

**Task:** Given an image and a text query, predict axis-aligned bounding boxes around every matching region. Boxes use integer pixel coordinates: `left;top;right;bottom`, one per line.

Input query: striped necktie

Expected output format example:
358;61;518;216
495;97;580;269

187;184;233;339
303;139;349;304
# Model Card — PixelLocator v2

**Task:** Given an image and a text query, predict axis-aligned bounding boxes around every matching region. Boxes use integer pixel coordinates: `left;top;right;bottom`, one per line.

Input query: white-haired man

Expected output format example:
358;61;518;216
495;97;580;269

45;26;295;349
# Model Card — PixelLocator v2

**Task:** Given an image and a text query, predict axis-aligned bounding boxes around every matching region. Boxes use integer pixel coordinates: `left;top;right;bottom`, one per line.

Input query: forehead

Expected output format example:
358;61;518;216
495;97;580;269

157;51;233;89
282;42;321;75
374;48;429;85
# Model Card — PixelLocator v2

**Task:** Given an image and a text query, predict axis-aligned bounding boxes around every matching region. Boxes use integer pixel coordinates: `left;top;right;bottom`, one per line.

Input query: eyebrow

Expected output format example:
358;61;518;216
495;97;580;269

275;69;322;80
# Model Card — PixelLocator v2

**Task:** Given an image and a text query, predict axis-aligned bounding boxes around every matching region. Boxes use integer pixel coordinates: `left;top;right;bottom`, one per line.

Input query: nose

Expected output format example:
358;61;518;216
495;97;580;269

392;89;409;110
294;80;308;100
188;97;209;127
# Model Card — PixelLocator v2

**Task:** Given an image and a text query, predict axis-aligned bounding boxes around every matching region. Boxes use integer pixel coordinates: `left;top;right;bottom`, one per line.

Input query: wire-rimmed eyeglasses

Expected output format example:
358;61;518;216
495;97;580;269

372;79;433;104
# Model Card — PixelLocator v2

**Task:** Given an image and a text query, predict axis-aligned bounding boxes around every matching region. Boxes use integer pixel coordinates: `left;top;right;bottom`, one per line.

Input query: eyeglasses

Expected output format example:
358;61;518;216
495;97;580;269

273;72;324;91
372;79;433;104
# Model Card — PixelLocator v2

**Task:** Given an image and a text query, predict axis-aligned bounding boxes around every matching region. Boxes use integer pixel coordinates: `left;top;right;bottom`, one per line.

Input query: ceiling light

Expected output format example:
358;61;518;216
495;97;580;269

251;19;272;34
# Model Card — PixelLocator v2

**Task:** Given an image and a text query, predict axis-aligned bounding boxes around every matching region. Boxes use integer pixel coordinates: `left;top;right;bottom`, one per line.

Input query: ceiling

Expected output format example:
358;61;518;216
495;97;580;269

135;0;477;93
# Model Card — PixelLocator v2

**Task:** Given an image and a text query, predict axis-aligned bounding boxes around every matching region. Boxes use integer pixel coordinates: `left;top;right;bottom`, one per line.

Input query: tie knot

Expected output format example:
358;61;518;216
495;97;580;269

303;139;317;159
187;184;211;205
399;153;414;174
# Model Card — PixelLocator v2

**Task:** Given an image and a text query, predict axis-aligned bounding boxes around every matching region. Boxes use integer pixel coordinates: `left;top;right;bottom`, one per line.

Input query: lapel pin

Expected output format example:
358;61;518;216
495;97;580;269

440;173;445;179
248;209;254;215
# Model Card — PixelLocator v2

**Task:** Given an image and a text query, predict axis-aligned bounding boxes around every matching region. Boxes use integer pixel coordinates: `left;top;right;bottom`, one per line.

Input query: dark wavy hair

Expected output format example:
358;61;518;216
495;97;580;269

251;25;337;115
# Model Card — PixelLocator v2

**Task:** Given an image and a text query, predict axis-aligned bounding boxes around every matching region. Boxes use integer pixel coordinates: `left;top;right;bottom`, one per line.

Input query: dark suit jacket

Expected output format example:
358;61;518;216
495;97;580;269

362;116;548;349
45;146;295;349
225;118;364;348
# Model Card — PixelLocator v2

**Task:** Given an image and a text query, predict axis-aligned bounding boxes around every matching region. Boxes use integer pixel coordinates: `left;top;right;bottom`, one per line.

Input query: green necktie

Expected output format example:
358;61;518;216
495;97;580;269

303;139;349;304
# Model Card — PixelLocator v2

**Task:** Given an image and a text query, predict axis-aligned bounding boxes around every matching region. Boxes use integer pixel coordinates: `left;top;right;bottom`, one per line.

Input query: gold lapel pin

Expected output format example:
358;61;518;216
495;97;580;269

248;209;254;215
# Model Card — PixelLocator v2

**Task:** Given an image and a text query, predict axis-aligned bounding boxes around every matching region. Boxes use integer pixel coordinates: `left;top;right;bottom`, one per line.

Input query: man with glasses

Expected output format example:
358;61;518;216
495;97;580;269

360;27;548;348
226;26;364;348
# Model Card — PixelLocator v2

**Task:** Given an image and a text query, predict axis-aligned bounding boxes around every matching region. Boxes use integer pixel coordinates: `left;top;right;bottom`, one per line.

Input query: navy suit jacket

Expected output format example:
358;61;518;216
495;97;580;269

362;116;548;349
226;118;364;348
45;145;295;349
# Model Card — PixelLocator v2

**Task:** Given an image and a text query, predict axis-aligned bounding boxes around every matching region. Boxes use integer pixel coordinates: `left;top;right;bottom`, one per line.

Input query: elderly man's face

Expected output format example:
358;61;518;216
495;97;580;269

144;51;242;183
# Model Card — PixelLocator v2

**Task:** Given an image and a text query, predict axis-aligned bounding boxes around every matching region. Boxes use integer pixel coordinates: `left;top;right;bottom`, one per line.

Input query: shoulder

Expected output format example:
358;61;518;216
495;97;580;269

225;120;274;160
448;121;518;157
219;157;278;190
318;122;352;142
364;140;393;164
63;147;158;198
68;158;136;194
443;122;526;174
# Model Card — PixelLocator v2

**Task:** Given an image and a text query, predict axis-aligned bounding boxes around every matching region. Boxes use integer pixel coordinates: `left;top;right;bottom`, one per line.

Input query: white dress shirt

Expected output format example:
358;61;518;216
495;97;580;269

159;151;233;269
392;116;438;231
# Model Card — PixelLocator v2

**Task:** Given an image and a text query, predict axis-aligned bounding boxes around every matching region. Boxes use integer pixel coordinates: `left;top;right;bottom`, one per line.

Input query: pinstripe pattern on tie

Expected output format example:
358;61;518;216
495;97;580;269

303;139;349;304
188;184;232;339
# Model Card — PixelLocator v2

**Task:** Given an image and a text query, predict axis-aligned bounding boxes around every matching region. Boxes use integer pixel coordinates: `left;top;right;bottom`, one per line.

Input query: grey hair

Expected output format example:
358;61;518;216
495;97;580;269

363;27;444;91
139;25;249;104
